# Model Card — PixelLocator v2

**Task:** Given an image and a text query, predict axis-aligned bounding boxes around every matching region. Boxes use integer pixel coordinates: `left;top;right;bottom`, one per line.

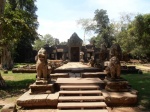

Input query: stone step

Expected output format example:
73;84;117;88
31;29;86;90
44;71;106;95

57;109;108;112
60;85;99;90
56;78;104;85
59;96;105;102
81;72;106;79
59;90;102;95
29;83;54;94
50;73;69;79
57;102;107;109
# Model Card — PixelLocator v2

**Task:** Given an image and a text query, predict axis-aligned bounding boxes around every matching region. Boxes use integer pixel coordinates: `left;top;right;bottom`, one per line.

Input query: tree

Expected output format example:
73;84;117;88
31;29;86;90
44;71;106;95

43;34;55;46
33;39;45;51
33;34;56;50
0;0;14;69
60;41;67;45
0;0;39;63
0;0;7;87
110;13;136;56
77;18;95;44
128;14;150;58
0;72;6;87
93;9;114;47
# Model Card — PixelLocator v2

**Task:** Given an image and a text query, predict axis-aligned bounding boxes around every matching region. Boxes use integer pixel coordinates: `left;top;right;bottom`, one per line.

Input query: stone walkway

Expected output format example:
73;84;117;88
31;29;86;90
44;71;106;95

54;62;100;73
136;65;150;72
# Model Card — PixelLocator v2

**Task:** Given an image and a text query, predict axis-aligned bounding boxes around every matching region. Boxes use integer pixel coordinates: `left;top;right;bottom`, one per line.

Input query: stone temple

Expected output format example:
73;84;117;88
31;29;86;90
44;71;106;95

1;32;139;112
44;32;102;62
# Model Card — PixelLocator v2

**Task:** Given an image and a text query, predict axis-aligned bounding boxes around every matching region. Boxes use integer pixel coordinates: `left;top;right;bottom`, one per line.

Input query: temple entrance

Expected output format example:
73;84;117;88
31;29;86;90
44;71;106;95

71;47;79;62
57;52;63;60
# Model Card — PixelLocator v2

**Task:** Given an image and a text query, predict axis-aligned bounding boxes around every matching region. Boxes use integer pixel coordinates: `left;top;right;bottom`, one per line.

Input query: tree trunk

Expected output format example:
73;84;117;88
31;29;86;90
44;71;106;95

0;0;13;69
0;72;6;87
0;0;7;87
1;46;13;69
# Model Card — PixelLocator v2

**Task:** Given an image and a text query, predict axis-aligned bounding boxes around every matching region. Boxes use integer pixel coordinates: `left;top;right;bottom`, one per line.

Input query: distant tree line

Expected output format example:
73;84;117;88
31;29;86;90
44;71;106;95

33;34;67;51
78;9;150;61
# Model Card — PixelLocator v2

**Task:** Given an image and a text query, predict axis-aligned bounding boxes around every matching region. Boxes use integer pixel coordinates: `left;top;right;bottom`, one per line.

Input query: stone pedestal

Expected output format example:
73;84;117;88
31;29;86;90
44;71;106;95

103;77;138;106
30;80;54;94
104;78;129;92
102;90;138;106
17;90;59;107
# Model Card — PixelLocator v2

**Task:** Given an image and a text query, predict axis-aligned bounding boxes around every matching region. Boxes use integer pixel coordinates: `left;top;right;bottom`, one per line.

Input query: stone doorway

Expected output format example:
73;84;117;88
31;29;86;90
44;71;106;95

57;52;63;60
71;47;79;62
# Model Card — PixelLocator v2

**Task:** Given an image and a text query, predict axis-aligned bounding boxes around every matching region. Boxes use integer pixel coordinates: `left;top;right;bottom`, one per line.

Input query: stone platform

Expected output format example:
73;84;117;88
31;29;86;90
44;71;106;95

102;90;138;106
30;82;54;94
56;78;104;85
102;77;138;106
81;72;107;79
50;73;69;79
15;62;138;111
54;62;101;73
17;90;59;107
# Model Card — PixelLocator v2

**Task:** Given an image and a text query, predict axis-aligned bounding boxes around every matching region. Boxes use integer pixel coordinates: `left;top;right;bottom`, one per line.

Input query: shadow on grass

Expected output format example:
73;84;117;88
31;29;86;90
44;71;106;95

122;73;150;111
0;79;35;98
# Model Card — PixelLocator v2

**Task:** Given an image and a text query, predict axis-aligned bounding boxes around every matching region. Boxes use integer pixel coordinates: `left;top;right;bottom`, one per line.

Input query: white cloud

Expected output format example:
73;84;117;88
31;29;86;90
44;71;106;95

87;0;150;20
37;18;84;42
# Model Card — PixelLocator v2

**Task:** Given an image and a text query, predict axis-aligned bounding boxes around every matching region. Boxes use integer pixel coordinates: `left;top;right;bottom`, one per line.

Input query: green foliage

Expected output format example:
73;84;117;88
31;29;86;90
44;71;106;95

77;18;96;44
43;34;55;46
33;38;45;51
77;18;96;34
60;41;67;45
93;9;114;47
127;14;150;57
94;9;109;33
122;73;150;110
111;13;150;59
33;34;57;50
0;0;39;63
0;71;36;98
1;0;38;44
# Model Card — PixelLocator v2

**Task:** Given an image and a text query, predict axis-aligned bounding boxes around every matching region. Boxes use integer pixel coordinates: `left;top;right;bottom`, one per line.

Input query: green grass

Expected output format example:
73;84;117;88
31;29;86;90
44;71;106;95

13;63;35;68
0;71;36;98
122;73;150;111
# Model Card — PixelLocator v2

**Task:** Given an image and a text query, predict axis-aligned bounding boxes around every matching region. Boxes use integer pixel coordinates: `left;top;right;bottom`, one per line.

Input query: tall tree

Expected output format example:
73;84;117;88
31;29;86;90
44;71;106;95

77;18;95;44
43;34;55;46
128;14;150;58
112;13;135;53
0;0;7;87
0;0;14;69
94;9;114;47
1;0;39;63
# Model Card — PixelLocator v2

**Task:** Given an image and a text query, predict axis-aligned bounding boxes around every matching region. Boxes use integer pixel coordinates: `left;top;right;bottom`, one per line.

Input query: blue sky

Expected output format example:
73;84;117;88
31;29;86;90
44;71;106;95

36;0;150;43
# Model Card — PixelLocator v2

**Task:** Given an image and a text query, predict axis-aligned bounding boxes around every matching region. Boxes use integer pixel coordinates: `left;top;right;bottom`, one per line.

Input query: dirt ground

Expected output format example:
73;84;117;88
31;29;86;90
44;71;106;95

107;107;149;112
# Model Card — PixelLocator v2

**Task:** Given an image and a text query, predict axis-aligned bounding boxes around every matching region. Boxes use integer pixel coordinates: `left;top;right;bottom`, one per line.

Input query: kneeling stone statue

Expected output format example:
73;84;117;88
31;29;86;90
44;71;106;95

36;48;51;81
105;56;121;79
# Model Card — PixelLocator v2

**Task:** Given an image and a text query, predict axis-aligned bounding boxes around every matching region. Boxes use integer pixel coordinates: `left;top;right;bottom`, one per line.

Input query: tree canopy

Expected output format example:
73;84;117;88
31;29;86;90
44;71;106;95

78;9;150;60
33;34;59;51
0;0;39;63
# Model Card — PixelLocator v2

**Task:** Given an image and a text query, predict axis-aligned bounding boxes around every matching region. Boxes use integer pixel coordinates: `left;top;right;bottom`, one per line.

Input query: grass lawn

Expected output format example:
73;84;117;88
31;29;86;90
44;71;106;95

122;73;150;111
0;71;36;103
